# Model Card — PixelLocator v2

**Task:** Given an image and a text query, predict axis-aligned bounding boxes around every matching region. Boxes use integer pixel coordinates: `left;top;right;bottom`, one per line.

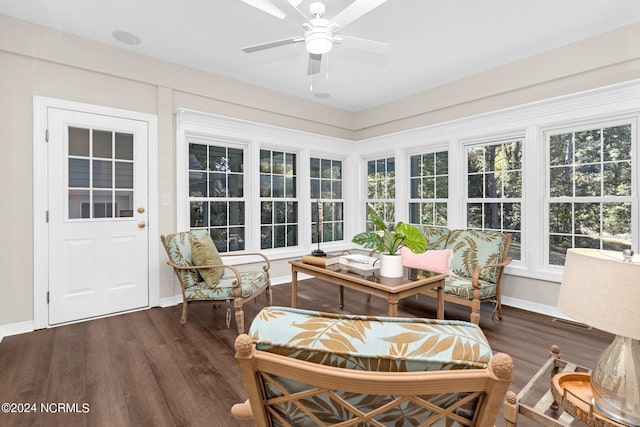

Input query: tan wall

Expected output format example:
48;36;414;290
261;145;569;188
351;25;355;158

354;21;640;139
1;14;639;327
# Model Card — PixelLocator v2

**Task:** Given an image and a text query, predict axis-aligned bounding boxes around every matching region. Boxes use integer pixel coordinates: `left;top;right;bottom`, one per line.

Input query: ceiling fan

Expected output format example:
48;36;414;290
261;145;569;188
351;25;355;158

240;0;390;75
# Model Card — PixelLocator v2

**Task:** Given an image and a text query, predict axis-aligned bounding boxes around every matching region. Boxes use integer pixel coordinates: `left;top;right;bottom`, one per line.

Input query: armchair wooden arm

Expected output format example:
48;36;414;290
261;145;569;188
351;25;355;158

471;257;513;288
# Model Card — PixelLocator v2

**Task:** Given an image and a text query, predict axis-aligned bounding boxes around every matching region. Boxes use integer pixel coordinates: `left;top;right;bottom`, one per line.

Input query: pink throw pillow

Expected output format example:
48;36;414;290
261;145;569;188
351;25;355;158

400;247;452;274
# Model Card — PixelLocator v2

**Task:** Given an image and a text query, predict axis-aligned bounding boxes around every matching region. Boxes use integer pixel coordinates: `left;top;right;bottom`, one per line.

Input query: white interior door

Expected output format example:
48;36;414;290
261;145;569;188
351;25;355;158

48;108;149;325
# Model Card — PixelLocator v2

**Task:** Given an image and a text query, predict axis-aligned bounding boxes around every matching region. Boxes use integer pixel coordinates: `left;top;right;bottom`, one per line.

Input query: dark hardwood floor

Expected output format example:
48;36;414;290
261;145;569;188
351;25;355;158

0;279;612;427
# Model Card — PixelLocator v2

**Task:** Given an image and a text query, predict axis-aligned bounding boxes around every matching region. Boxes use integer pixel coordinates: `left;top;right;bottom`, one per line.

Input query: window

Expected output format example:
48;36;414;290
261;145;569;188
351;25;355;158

366;157;395;229
68;127;135;219
188;143;245;252
547;124;633;265
466;140;523;260
310;158;344;243
260;149;298;249
409;151;448;227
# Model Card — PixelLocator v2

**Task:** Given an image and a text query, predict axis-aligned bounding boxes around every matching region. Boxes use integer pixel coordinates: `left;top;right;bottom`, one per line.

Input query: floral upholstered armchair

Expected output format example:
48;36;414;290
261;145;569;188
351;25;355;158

413;227;513;325
160;229;271;333
232;306;513;426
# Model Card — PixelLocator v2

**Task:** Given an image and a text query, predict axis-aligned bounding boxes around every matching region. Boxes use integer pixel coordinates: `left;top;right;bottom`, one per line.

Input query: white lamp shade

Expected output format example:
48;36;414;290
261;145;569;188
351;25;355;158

558;248;640;340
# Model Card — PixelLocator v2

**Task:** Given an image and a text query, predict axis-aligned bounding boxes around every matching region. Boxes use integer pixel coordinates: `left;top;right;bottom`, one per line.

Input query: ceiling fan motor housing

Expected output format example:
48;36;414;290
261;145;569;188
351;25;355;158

309;2;326;18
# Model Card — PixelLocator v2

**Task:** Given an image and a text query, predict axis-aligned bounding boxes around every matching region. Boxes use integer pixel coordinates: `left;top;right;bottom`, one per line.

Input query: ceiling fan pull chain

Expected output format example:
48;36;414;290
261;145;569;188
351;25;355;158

309;74;313;92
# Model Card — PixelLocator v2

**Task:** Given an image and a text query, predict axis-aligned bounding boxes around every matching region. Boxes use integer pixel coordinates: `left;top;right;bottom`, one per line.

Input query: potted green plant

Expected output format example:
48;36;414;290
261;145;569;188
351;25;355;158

352;207;427;277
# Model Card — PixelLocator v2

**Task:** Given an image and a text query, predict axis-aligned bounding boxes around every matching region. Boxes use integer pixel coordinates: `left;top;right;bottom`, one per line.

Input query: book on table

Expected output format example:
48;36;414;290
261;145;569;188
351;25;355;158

301;253;340;267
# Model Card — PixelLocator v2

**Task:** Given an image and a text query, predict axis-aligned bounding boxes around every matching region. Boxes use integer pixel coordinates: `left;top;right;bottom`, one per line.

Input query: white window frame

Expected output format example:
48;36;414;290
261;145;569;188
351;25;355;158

176;109;357;263
310;154;346;245
407;147;450;227
542;116;638;270
462;134;525;262
186;136;249;253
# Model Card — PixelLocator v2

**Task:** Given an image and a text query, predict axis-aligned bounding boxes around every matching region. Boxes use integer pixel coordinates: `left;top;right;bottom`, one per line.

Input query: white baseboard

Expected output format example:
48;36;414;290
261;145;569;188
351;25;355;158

501;296;570;320
159;294;183;307
0;320;35;343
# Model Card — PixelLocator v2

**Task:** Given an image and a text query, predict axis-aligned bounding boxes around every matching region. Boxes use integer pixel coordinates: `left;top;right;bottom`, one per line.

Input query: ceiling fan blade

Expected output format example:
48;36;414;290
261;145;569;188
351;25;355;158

240;0;286;19
242;37;302;53
281;0;311;25
338;35;390;55
330;0;387;30
307;53;322;75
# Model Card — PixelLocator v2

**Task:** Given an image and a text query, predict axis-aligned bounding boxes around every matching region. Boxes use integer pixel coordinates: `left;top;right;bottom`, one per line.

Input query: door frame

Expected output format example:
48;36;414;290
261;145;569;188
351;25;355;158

33;96;159;329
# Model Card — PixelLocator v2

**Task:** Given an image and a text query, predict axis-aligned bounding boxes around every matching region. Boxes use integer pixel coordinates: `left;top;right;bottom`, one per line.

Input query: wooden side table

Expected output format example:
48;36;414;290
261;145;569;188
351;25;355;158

503;345;626;427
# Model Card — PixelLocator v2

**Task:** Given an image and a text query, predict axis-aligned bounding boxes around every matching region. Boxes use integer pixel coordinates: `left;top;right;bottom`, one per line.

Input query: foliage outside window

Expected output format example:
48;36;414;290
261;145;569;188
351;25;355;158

366;157;395;230
409;151;448;227
188;143;245;252
310;158;344;243
260;149;298;249
467;140;523;260
547;124;633;265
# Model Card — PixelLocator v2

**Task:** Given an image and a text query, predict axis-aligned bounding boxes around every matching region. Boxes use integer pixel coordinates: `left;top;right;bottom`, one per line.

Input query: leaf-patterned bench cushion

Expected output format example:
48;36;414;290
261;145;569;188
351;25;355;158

249;307;494;426
250;306;492;371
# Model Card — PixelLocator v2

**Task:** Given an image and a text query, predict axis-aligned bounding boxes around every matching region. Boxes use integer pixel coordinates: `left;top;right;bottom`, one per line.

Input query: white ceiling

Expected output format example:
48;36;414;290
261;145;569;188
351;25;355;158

2;0;640;111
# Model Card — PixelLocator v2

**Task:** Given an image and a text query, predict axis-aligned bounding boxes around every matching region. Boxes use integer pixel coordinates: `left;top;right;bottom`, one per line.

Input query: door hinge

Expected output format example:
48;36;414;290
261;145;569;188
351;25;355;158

46;291;50;304
45;129;49;142
46;210;49;222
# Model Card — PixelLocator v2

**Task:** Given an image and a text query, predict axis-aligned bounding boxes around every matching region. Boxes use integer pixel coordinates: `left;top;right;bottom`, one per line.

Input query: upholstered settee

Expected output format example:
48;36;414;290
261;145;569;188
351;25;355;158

413;226;512;325
232;306;513;426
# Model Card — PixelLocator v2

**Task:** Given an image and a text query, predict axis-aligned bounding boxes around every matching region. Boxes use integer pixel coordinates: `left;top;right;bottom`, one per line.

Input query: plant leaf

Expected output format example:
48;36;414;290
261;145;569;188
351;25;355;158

351;231;383;250
396;222;427;253
368;206;388;230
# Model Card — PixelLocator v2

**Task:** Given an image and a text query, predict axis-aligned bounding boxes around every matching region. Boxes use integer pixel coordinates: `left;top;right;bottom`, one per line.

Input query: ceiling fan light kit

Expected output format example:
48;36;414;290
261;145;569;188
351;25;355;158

305;29;333;54
241;0;389;77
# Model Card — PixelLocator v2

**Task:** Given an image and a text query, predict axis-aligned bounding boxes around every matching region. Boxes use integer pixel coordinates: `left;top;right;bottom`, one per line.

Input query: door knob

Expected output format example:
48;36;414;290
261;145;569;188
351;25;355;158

138;207;145;213
138;222;146;228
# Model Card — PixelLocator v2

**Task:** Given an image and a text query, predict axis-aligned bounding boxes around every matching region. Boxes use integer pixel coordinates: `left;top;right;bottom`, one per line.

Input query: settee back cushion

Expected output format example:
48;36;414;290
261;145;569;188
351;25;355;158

446;229;507;283
418;225;450;250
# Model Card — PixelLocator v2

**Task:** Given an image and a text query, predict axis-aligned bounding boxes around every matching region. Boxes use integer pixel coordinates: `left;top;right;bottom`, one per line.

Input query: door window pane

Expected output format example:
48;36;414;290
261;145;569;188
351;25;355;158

93;130;112;158
69;127;90;156
115;133;134;160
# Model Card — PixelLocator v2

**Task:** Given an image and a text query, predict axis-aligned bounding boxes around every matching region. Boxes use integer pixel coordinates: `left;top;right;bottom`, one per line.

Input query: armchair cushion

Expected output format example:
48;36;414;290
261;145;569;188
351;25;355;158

445;276;497;300
185;270;268;301
190;232;224;285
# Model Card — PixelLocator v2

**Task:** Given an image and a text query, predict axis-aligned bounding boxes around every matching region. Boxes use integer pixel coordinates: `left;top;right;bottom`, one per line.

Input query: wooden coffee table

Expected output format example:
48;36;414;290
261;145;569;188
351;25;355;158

289;259;447;318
